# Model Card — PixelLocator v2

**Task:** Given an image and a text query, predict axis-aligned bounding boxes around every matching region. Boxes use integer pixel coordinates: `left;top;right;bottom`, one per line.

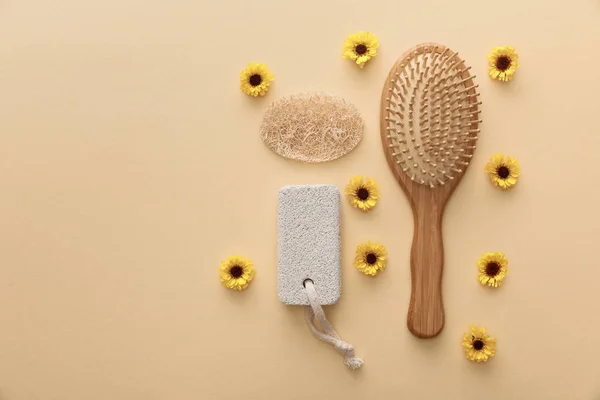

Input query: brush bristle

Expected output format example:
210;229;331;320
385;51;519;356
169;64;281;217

384;45;481;187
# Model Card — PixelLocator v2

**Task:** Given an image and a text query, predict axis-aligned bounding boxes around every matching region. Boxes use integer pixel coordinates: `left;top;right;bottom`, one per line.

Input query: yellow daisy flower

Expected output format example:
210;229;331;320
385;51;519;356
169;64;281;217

354;241;387;276
462;325;497;363
343;31;379;68
240;63;274;97
484;153;520;190
487;46;519;82
344;175;380;211
219;255;255;291
477;252;509;288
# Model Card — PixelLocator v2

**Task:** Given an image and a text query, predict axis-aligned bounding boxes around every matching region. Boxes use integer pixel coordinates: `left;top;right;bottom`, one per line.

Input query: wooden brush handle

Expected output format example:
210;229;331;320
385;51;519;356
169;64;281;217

407;193;445;338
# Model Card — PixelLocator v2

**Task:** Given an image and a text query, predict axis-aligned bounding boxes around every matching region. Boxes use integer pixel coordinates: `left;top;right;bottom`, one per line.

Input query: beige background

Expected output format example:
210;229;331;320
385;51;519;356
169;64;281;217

1;0;600;399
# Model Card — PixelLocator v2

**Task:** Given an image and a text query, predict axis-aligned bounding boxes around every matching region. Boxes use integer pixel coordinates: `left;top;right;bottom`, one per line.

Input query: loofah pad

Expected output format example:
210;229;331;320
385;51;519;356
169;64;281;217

277;185;341;305
261;92;364;163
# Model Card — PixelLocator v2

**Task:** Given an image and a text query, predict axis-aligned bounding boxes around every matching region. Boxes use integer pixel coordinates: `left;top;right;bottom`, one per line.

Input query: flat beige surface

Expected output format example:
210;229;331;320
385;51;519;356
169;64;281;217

1;0;600;399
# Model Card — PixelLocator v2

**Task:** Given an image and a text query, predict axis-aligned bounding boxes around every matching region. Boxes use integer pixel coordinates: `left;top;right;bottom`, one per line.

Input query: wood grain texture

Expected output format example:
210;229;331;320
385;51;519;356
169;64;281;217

380;43;480;338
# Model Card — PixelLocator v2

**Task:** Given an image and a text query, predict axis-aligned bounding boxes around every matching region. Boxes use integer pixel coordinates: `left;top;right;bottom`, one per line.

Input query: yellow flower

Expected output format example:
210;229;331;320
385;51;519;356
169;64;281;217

354;241;387;276
484;153;520;190
462;325;497;363
477;252;509;288
219;255;255;291
344;175;380;211
240;63;274;97
343;31;379;68
487;46;519;82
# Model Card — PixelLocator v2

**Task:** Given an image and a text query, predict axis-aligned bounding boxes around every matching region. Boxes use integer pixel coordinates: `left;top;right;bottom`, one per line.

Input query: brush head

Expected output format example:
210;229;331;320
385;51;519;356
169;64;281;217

382;43;481;189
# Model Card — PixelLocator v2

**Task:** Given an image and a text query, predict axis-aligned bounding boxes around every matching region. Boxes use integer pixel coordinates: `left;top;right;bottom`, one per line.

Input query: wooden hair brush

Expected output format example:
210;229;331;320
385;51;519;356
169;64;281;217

380;43;481;338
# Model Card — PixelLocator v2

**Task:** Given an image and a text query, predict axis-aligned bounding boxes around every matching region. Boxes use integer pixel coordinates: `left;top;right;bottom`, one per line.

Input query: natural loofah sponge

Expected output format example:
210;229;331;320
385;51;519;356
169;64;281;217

261;92;364;163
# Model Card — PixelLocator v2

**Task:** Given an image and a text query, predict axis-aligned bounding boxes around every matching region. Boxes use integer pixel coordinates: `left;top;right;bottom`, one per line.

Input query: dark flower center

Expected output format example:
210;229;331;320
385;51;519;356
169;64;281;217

230;266;244;278
355;44;367;55
495;56;511;72
357;188;370;200
485;262;500;277
249;74;262;86
366;253;377;265
497;166;510;179
473;339;484;351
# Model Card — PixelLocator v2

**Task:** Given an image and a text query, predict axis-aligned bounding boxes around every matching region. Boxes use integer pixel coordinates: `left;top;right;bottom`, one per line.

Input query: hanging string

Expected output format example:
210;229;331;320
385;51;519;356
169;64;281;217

303;279;364;370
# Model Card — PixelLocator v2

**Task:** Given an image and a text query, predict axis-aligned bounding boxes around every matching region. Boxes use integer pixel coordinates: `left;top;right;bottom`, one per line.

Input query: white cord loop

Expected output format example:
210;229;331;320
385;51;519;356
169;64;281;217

303;280;364;370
